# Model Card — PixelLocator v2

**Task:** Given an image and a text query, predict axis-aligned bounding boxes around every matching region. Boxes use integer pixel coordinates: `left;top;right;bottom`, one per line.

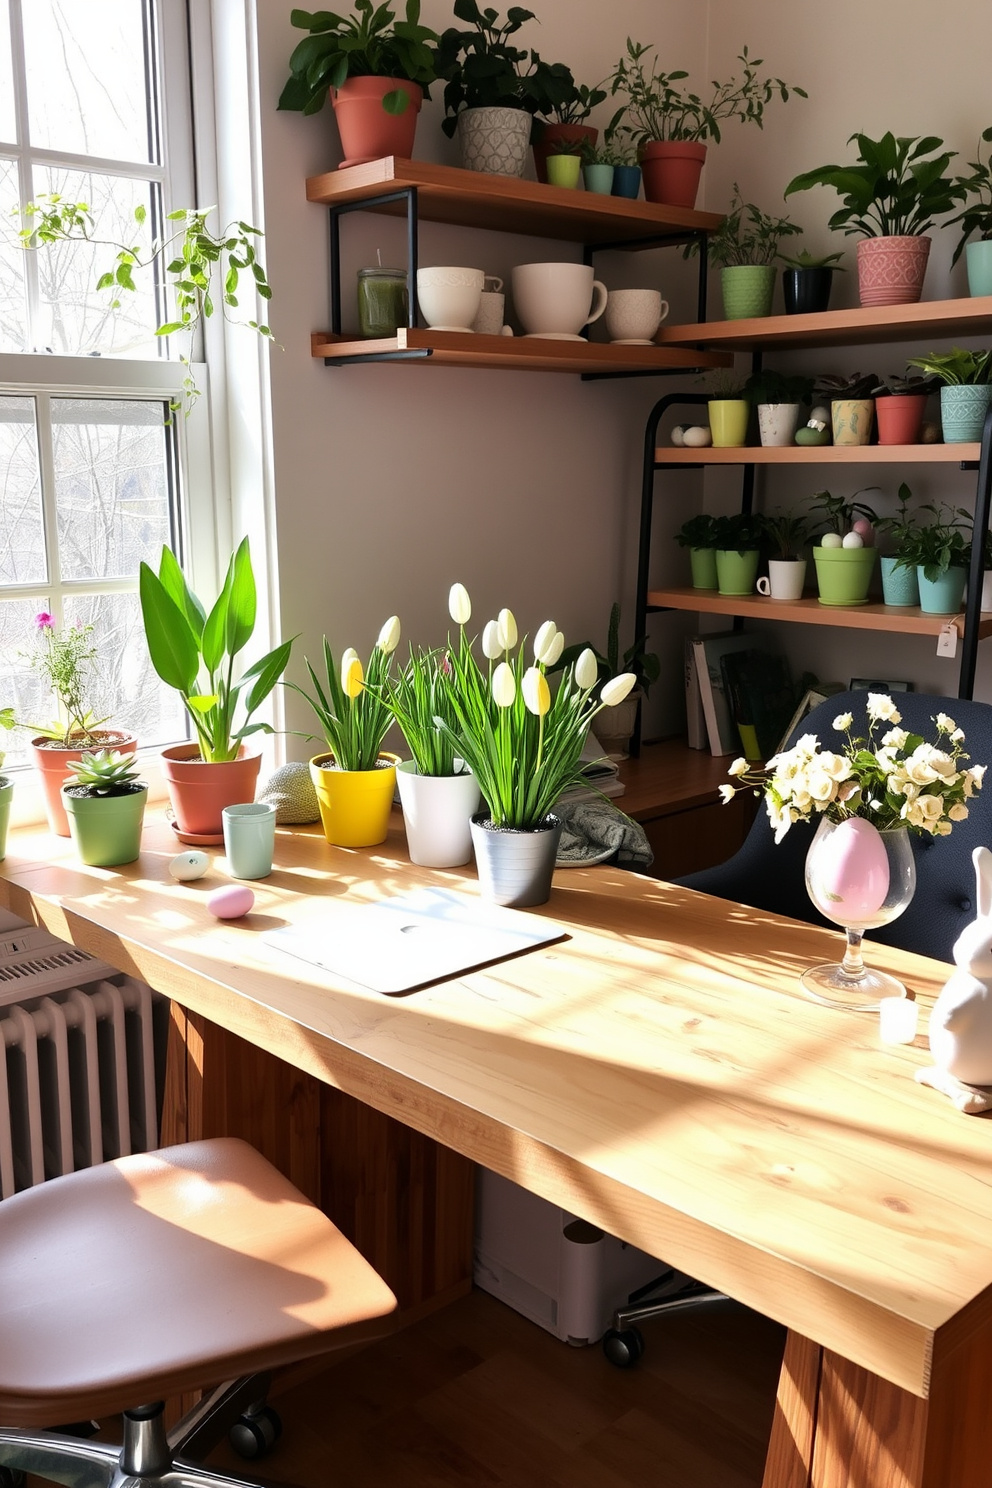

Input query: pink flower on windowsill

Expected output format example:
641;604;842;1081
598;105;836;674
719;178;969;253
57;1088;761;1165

35;612;54;630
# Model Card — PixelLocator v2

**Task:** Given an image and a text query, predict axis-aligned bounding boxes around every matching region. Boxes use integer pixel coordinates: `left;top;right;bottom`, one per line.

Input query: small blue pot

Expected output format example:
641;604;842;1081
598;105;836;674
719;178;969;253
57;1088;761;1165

940;384;992;443
880;555;919;608
611;164;642;200
917;565;967;615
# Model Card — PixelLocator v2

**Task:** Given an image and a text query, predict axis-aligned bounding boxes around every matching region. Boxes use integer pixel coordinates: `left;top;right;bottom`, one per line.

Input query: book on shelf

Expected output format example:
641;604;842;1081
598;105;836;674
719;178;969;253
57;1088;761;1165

775;683;846;755
719;648;798;762
691;631;756;756
684;636;707;750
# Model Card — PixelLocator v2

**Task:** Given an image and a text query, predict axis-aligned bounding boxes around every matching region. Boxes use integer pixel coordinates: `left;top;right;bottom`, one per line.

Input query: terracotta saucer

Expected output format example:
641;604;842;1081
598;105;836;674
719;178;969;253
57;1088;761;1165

170;819;224;847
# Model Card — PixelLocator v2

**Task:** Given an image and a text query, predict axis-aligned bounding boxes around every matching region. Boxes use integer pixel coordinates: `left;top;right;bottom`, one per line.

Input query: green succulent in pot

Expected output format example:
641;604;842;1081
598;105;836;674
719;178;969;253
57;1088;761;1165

64;749;145;798
62;749;149;868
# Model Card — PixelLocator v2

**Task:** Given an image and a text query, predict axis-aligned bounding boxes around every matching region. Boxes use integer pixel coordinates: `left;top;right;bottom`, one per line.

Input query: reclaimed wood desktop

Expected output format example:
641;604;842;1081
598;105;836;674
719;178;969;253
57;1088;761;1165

1;811;990;1488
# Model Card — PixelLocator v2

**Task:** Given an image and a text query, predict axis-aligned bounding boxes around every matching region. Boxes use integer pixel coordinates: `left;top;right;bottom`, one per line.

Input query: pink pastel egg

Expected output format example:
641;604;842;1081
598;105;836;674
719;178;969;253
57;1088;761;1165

206;884;255;919
810;818;890;923
852;518;875;546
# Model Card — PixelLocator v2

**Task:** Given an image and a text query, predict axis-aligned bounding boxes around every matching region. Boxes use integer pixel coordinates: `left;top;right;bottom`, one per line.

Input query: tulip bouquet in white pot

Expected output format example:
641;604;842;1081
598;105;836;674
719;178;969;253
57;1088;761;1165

439;584;636;907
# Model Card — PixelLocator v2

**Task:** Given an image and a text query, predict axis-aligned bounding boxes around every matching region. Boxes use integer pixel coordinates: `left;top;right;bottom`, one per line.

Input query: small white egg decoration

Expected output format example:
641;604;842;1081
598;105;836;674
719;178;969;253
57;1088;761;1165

820;532;844;549
682;425;713;448
842;531;864;549
169;850;210;882
670;424;687;446
810;405;830;424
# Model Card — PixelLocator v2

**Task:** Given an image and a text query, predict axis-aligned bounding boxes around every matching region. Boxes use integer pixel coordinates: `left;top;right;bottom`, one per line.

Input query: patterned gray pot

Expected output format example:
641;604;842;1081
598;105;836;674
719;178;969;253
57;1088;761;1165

470;813;562;907
457;106;532;176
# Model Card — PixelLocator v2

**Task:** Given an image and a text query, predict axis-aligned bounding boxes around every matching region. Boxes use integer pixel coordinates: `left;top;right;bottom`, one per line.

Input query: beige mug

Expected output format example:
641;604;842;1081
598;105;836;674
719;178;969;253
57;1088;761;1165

604;288;670;344
417;266;484;332
511;262;608;339
757;559;808;602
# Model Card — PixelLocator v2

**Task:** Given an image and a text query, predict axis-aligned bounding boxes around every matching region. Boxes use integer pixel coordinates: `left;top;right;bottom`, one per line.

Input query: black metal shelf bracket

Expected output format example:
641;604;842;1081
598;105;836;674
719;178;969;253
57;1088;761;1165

958;401;992;700
323;348;433;367
328;186;420;335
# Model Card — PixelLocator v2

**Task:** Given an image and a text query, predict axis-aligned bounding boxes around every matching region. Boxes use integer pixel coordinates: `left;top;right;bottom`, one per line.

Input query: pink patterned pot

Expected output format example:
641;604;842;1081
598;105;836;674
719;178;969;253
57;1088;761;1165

856;235;930;307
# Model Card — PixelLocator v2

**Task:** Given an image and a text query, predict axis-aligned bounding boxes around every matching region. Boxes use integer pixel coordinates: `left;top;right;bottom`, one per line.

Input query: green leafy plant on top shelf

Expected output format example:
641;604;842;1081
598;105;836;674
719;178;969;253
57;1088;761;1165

892;502;972;581
743;368;814;406
711;512;767;554
278;1;440;116
604;40;805;145
809;488;880;537
948;127;992;262
706;185;802;267
16;196;273;418
778;247;845;270
764;511;813;560
537;77;606;126
784;132;962;237
675;513;721;550
875;482;919;550
905;348;992;385
549;602;660;697
64;749;145;799
436;2;569;137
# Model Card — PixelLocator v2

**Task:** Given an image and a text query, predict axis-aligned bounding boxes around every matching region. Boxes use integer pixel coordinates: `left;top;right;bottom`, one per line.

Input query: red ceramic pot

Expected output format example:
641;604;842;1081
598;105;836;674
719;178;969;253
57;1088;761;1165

875;394;928;446
329;77;422;169
32;731;138;838
161;743;262;843
532;123;597;184
639;140;707;207
856;235;930;307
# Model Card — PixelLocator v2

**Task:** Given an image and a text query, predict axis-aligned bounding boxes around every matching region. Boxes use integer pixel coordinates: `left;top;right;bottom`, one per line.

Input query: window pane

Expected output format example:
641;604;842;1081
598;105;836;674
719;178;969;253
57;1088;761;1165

0;599;56;769
0;158;26;353
22;0;154;163
0;396;47;586
77;591;187;748
53;398;172;581
34;168;160;357
0;2;14;143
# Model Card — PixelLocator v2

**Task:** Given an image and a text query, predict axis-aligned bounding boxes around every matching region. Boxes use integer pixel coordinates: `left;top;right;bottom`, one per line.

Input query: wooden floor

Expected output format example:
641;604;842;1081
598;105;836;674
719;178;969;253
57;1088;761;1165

204;1289;785;1488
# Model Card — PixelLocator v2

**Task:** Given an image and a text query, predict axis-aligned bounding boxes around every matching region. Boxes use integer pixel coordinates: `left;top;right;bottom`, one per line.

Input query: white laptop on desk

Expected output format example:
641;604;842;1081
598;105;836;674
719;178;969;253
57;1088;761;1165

264;886;566;995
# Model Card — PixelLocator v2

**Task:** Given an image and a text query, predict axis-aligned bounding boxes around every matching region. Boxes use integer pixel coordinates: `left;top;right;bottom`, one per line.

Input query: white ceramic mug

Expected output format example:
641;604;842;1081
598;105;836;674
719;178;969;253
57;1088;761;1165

604;288;670;344
511;262;608;339
757;558;808;602
417;266;484;332
471;290;505;335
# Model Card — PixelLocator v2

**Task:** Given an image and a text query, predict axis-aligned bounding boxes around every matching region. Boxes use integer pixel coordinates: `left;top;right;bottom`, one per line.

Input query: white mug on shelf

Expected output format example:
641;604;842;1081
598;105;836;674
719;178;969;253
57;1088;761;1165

756;559;807;602
511;262;608;340
417;266;484;332
604;288;670;344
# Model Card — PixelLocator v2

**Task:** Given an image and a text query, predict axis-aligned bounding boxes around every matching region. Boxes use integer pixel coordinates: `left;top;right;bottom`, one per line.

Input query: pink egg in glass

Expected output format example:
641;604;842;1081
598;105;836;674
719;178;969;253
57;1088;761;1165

810;818;890;923
206;884;255;919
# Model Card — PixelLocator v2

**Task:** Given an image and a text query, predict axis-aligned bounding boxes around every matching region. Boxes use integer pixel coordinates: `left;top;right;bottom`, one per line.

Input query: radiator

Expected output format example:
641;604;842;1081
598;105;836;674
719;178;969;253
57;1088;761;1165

0;908;167;1199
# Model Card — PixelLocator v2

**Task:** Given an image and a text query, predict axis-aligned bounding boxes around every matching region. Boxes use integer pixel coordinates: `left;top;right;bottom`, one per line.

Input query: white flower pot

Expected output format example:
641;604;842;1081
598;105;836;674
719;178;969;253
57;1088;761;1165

396;761;481;868
757;403;801;447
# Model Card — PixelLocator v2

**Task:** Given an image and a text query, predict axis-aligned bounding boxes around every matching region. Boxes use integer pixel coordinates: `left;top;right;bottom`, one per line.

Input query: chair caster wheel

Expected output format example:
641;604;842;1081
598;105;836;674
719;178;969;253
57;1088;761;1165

0;1468;27;1488
229;1405;282;1459
602;1326;645;1368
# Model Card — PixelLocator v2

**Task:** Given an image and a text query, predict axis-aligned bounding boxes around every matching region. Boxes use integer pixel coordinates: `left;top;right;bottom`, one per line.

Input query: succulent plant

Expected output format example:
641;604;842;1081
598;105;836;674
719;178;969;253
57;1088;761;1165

65;749;143;797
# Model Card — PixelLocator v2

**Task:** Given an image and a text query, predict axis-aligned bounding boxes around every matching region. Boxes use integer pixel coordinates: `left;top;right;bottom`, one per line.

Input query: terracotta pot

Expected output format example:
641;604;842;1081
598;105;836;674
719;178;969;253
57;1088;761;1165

32;731;138;838
875;394;927;445
532;123;597;184
639;140;707;207
856;235;930;307
329;77;422;169
161;744;262;843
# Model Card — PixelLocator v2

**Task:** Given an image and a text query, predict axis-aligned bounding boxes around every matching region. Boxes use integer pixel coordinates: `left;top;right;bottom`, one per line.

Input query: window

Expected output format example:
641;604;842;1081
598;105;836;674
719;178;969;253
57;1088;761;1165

0;0;199;768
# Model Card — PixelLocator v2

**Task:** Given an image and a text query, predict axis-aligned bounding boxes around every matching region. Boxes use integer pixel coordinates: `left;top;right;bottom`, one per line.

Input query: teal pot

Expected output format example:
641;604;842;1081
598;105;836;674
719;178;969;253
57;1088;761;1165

62;784;148;867
813;546;877;606
396;762;481;869
880;556;919;608
583;163;615;195
0;777;11;862
720;265;776;320
470;812;562;908
940;384;992;444
611;164;641;199
917;566;967;615
715;548;760;596
965;239;992;297
689;546;718;590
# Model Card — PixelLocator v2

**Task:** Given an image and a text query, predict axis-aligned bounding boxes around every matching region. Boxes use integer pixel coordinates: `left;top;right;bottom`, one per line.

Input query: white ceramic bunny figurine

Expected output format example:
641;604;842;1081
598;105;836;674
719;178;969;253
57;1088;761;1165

929;845;992;1087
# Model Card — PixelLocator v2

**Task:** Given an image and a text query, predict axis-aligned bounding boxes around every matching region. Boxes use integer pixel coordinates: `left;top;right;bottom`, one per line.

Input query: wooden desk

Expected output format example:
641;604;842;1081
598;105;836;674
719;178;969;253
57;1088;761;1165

1;812;990;1488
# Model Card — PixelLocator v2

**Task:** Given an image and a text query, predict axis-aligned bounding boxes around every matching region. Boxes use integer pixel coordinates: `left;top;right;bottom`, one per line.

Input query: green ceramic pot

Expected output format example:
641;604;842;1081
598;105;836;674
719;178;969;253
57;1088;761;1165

715;548;760;596
879;555;919;608
940;384;992;444
813;546;877;606
917;566;967;615
546;154;582;189
583;163;614;195
0;777;11;862
720;265;776;320
689;547;718;590
62;785;148;867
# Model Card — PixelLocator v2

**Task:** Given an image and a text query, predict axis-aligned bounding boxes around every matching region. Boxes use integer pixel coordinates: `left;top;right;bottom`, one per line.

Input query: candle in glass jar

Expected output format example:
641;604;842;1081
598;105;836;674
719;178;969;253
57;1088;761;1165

357;267;408;338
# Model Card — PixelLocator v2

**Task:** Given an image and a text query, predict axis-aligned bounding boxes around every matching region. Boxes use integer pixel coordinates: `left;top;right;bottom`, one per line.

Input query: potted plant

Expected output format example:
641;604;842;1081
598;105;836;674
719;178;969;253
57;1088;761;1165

549;601;660;758
545;135;583;190
139;540;295;844
605;40;805;208
778;247;845;315
809;489;879;607
704;367;750;448
382;588;481;867
761;511;813;600
707;185;802;320
437;1;561;177
813;370;879;447
579;137;615;196
19;613;138;839
438;587;636;907
711;512;767;597
784;132;962;307
870;372;939;446
876;482;921;607
675;512;721;590
948;127;992;297
744;367;813;447
892;502;972;615
532;77;607;182
277;0;439;167
602;119;641;199
61;749;148;868
289;617;402;848
905;347;992;444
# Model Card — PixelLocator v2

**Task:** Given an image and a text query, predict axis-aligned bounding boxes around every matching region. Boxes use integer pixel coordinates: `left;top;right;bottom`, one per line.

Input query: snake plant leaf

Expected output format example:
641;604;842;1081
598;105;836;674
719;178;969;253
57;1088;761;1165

139;562;200;693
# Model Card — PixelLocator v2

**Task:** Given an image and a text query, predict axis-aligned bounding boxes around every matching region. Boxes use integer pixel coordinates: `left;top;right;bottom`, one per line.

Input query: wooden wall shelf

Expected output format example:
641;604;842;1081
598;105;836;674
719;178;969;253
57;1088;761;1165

656;296;992;351
654;443;980;465
648;585;992;639
312;328;731;375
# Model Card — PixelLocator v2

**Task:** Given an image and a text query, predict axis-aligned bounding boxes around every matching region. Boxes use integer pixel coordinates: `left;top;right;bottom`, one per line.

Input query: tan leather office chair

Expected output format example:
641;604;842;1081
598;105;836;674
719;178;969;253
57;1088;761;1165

0;1137;397;1488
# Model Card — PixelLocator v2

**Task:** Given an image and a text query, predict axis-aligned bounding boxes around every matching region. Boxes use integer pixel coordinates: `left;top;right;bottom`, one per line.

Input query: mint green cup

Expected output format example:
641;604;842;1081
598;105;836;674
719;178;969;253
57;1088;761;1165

222;801;277;879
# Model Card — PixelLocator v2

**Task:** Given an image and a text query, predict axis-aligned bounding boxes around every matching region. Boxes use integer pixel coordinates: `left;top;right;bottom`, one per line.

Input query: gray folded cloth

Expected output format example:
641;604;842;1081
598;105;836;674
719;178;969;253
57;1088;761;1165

555;800;653;870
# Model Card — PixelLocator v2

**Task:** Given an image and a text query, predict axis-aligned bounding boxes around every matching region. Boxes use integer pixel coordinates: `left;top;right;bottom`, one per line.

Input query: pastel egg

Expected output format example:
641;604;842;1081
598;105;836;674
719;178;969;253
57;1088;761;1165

169;850;210;881
670;424;688;446
842;531;864;548
852;518;875;546
206;884;255;919
809;818;890;923
795;426;830;446
820;532;843;549
682;425;713;447
810;405;830;424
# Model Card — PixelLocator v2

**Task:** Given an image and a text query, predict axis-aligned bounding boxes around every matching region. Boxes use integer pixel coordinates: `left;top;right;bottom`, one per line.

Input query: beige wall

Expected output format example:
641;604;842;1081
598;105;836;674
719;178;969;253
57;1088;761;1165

255;0;992;752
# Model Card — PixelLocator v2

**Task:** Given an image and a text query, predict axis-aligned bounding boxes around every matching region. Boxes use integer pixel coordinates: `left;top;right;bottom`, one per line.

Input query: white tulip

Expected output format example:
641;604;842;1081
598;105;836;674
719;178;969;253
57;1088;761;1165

522;666;551;717
496;607;517;651
482;619;502;660
600;672;636;707
448;583;472;625
543;631;564;666
341;649;364;699
574;647;599;691
492;661;516;708
376;614;401;653
533;620;558;664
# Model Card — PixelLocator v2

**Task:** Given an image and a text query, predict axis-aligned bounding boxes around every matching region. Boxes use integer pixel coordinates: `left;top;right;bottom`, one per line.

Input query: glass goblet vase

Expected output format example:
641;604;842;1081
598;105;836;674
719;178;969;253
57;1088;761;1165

802;816;917;1010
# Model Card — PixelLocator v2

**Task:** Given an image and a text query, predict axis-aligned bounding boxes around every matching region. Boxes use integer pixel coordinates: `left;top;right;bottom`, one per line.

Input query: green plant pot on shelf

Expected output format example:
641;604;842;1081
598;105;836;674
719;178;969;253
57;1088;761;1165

880;556;919;608
720;265;776;320
715;548;760;596
918;566;967;615
813;546;877;606
689;548;718;590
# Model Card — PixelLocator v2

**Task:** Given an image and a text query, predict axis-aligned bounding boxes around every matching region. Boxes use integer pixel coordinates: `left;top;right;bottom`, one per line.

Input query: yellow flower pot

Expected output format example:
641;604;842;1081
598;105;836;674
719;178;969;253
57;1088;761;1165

708;399;750;448
309;752;400;847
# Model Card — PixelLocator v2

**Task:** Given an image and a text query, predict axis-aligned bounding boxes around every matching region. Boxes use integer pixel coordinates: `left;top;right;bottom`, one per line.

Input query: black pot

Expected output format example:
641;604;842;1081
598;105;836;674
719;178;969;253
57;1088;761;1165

782;267;834;315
